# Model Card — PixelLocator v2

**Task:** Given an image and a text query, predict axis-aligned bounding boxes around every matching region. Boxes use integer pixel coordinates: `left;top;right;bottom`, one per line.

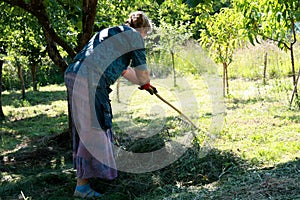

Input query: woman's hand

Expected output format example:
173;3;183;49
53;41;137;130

139;82;157;95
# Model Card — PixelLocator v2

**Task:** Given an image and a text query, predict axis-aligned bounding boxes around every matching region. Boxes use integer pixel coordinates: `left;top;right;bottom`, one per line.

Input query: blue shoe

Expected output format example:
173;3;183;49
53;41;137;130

73;184;102;199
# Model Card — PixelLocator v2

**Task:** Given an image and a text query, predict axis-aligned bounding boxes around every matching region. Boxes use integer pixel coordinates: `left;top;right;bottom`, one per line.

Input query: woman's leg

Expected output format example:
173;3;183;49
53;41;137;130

77;178;89;186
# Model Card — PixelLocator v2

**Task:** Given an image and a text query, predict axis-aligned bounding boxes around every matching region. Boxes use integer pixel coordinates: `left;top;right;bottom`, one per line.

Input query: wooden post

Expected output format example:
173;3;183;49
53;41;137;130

263;52;268;85
171;51;176;87
31;63;38;91
116;78;120;103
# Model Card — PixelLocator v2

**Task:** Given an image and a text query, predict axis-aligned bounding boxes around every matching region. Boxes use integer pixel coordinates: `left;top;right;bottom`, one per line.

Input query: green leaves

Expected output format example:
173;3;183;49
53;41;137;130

185;0;210;8
1;0;213;89
234;0;300;50
185;0;201;7
200;8;245;65
158;0;193;24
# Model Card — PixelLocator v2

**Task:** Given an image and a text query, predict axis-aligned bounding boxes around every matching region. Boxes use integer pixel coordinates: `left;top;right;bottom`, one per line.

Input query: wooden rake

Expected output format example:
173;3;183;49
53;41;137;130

154;93;198;130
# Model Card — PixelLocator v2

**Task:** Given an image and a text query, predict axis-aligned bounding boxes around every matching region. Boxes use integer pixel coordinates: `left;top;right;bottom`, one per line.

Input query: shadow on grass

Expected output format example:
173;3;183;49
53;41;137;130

274;114;300;124
0;113;68;152
2;90;67;108
0;115;299;200
226;96;277;110
0;131;74;200
0;136;299;200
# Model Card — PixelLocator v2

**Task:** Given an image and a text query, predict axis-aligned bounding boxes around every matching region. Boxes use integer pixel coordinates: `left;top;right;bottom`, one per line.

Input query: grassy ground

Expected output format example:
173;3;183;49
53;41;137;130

0;76;299;200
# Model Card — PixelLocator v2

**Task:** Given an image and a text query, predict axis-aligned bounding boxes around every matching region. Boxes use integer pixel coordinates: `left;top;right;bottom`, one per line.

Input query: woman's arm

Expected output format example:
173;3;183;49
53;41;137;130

123;66;157;95
122;67;150;85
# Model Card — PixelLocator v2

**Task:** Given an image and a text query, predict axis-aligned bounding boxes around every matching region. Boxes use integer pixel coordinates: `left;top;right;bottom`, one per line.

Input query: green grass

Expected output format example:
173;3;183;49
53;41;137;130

218;78;300;166
0;76;299;199
0;84;68;153
229;41;300;80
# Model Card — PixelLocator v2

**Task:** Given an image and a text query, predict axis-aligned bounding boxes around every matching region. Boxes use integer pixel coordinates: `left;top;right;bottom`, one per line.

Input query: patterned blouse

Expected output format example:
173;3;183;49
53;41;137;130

65;25;148;86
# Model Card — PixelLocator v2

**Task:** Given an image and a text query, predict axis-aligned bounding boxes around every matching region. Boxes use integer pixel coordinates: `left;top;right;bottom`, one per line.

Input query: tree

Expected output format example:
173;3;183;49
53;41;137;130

1;0;213;139
149;21;192;86
0;4;46;99
2;0;96;72
0;0;94;141
21;20;46;91
0;41;6;120
0;2;12;119
234;0;300;106
200;8;245;96
2;0;163;72
11;9;46;92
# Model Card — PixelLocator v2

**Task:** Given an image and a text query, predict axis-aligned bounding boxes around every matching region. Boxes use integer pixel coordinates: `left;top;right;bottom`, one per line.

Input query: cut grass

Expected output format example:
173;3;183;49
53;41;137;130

0;77;299;199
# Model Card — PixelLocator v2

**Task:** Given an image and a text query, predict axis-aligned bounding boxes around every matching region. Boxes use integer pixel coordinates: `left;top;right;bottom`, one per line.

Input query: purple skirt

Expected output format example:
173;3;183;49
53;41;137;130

65;72;117;180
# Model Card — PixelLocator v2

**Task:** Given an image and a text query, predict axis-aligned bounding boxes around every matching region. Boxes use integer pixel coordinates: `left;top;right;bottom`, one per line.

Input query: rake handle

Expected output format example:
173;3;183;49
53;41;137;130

154;93;198;130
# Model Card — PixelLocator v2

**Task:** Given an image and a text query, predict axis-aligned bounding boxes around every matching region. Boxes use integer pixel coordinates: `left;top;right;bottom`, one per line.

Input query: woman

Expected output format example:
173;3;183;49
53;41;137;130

65;11;157;198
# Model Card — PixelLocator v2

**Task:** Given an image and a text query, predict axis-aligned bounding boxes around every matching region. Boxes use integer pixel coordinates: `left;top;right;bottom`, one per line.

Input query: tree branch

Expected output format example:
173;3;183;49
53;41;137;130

30;0;76;58
43;27;68;74
3;0;76;59
258;31;291;51
290;21;297;46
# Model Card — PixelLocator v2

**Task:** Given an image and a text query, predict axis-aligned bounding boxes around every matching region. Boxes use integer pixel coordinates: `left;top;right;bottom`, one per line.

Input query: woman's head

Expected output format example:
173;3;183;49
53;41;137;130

126;11;152;37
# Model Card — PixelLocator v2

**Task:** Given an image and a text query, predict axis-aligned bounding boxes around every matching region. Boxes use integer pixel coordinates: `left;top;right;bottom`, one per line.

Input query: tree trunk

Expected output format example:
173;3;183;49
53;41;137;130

290;67;300;106
16;57;26;100
225;63;229;95
43;28;69;74
263;52;268;85
31;63;38;91
289;44;298;104
223;62;229;96
0;59;5;120
171;51;176;87
76;0;98;52
223;63;225;97
288;21;298;106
